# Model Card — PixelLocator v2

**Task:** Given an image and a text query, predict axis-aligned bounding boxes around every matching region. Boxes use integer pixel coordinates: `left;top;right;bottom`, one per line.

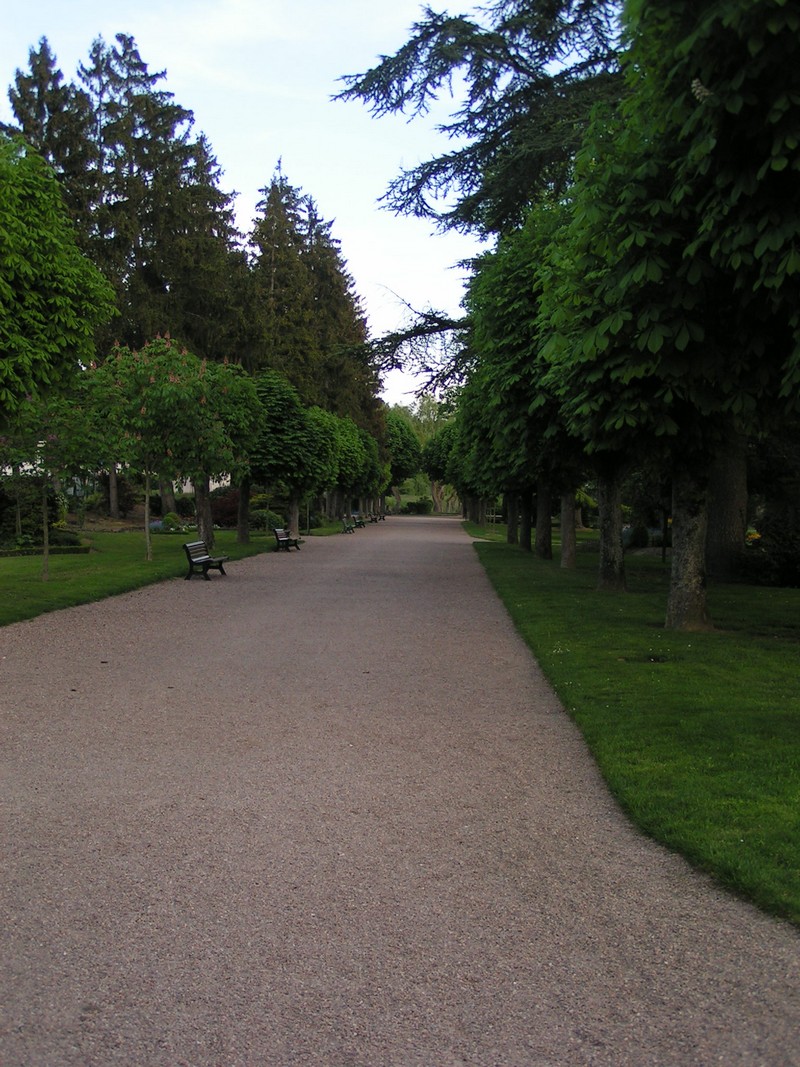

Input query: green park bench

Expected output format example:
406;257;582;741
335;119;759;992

183;540;229;580
273;527;301;551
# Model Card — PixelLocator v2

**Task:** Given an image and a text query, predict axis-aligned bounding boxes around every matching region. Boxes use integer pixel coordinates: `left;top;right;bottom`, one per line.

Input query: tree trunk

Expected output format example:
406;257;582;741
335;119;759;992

144;472;153;562
519;493;532;553
108;464;119;520
560;490;577;569
40;479;50;582
665;466;712;631
237;475;251;544
159;478;177;517
706;437;748;580
288;491;301;540
194;475;214;551
430;480;444;513
506;494;519;545
596;467;626;592
535;484;553;560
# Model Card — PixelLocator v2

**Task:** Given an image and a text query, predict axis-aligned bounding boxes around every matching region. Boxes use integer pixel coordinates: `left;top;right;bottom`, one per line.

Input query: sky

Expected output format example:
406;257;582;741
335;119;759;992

0;0;485;406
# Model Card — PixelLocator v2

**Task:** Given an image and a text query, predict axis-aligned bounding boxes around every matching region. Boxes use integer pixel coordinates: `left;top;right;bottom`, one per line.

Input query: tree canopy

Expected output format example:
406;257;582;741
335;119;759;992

0;135;114;422
337;1;622;235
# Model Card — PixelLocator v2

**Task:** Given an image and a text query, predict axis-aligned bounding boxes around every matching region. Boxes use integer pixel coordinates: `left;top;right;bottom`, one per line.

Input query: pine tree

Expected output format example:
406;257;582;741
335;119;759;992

301;198;376;424
247;168;319;392
4;38;97;239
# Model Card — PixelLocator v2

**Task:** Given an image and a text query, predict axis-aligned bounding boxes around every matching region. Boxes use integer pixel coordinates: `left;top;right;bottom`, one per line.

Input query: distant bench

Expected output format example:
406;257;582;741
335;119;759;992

274;527;301;551
183;540;229;580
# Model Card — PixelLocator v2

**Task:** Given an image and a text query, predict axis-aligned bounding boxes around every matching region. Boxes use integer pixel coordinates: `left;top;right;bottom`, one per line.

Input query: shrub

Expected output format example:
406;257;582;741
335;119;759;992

174;494;195;518
405;498;433;515
251;508;285;531
210;488;239;528
162;512;184;532
0;478;62;547
623;525;650;550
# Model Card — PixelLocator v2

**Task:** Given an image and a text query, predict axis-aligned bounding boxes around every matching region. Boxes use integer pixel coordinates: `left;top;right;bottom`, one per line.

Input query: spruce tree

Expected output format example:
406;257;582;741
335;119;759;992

5;38;97;239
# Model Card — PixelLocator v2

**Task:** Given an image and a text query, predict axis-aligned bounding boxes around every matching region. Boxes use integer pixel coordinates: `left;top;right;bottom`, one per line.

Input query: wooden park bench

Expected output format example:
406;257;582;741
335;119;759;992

274;527;301;551
352;513;366;528
341;517;355;534
183;540;229;580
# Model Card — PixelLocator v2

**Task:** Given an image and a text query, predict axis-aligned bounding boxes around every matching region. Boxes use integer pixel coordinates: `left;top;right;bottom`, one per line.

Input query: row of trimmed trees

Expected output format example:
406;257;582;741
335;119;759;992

342;0;800;631
2;336;425;563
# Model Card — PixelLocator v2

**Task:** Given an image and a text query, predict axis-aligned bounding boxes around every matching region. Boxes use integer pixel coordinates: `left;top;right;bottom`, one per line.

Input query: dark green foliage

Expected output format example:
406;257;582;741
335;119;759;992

246;169;377;426
384;407;422;486
337;1;622;234
0;478;61;548
6;34;244;358
421;422;456;483
5;38;97;232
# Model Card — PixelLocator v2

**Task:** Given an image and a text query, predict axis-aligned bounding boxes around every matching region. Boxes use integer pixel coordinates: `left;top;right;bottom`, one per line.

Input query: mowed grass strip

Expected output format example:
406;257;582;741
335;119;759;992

471;535;800;927
0;531;270;627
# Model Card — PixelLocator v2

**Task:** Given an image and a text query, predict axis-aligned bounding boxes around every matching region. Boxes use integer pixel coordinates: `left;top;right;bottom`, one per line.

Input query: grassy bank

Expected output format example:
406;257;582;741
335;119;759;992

0;531;270;627
469;529;799;926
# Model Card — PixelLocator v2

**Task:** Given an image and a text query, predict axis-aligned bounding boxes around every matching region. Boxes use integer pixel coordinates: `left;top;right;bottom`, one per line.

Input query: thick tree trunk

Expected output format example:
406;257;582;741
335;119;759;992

706;437;748;580
506;494;519;545
430;480;444;513
194;475;214;551
519;493;532;553
560;490;577;569
665;466;712;631
237;475;251;544
534;484;553;560
596;468;626;592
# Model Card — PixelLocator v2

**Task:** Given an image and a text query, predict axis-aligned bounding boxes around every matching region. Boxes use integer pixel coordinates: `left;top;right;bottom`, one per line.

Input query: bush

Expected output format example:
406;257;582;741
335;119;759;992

405;498;433;515
251;509;285;531
210;488;239;528
174;494;196;518
48;527;82;547
623;525;650;550
0;478;62;548
162;512;184;532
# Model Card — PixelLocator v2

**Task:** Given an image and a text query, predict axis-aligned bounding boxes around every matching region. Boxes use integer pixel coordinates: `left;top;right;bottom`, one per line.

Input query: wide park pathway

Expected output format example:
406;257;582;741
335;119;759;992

1;516;798;1066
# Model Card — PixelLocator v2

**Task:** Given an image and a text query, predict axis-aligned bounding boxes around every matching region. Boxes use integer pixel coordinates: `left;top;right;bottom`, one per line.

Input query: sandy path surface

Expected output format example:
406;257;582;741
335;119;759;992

1;516;798;1066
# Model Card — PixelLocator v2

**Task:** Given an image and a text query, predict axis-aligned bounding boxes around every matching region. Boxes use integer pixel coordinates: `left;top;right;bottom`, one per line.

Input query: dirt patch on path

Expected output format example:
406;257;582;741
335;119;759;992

1;517;798;1065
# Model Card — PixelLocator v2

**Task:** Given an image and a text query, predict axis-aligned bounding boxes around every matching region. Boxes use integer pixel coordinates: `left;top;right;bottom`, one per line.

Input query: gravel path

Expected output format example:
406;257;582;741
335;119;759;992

1;516;798;1066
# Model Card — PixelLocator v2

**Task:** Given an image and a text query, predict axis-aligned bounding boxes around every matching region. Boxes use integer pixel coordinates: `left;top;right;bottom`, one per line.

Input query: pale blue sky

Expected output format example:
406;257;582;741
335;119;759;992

0;0;483;403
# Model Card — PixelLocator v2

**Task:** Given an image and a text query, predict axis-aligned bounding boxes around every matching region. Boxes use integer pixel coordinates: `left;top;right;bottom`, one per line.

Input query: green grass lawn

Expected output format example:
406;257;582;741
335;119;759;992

468;528;799;927
0;530;271;627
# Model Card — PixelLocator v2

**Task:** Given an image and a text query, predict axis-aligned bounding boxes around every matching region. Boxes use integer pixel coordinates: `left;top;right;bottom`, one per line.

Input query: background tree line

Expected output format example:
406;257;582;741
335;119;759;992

1;31;411;553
